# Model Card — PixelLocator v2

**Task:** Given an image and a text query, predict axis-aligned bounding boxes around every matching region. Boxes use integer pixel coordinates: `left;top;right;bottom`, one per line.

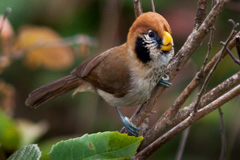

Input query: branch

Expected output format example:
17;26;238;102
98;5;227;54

140;71;240;149
133;84;240;159
194;0;207;29
132;0;142;18
121;0;229;134
169;30;240;118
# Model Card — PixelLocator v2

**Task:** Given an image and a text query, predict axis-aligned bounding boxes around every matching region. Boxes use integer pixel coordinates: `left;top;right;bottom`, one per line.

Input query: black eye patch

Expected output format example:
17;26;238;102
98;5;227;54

135;37;151;63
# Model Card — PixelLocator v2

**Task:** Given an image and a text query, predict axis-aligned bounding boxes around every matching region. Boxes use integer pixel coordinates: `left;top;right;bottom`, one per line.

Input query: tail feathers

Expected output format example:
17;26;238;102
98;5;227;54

25;75;81;108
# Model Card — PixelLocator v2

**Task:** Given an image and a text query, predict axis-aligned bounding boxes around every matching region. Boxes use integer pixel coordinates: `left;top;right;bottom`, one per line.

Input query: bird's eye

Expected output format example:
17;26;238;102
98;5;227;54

148;30;155;38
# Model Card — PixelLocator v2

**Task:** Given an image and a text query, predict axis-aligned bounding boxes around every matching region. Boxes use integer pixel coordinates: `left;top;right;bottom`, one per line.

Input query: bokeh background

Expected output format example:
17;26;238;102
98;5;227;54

0;0;239;159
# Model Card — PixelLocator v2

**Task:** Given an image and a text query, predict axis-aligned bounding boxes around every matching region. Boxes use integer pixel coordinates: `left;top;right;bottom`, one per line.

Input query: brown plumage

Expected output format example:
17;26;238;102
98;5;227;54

26;12;174;110
25;75;81;107
72;44;131;98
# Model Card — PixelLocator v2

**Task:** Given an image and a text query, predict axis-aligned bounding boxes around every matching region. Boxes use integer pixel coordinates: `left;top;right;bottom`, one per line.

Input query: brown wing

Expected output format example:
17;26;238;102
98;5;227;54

71;43;131;97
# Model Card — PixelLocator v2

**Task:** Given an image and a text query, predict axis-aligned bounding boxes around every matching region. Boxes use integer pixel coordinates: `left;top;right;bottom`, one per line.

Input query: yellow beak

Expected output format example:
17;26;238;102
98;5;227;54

161;31;174;51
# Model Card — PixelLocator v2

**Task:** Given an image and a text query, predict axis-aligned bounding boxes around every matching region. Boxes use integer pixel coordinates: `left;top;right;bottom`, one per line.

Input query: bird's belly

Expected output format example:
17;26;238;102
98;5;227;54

97;76;159;107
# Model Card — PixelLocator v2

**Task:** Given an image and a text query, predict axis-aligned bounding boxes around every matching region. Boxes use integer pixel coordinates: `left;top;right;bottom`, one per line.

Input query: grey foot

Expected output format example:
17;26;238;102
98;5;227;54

115;106;140;136
159;75;172;87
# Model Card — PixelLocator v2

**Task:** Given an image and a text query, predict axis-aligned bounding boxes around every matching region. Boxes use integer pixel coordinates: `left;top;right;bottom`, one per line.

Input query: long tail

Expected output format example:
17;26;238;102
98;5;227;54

25;75;82;108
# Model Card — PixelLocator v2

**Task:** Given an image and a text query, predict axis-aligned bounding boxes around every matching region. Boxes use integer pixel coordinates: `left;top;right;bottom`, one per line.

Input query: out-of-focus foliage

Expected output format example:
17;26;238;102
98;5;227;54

15;26;74;71
0;107;49;159
0;109;20;152
17;119;48;146
0;81;15;115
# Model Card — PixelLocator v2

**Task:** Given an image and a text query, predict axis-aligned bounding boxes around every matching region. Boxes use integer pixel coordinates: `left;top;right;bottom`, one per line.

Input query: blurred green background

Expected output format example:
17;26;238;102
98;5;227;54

0;0;239;159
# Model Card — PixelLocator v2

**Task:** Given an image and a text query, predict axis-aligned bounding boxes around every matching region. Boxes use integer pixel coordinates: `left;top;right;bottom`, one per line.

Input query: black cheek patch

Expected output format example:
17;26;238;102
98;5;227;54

135;37;151;63
156;37;162;49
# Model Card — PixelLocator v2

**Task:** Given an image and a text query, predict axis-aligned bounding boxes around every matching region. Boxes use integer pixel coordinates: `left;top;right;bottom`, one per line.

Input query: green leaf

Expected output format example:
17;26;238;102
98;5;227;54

49;131;143;160
39;136;68;160
7;144;41;160
0;109;20;151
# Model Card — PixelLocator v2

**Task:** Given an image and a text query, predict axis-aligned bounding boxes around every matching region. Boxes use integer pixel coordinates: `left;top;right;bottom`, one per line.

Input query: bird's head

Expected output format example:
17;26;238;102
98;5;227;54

127;12;174;63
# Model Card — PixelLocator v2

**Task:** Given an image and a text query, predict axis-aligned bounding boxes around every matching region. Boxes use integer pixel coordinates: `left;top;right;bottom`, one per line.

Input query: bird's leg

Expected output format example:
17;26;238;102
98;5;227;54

159;74;172;87
115;106;140;136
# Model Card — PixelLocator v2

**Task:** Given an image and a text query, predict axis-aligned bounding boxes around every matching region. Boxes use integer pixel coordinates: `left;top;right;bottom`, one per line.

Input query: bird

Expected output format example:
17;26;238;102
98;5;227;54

25;12;174;136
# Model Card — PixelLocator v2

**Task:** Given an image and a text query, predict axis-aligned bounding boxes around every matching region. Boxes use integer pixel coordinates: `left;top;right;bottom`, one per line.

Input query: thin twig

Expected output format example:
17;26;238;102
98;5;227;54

203;27;215;71
132;0;142;18
192;19;239;115
150;0;155;12
0;7;12;34
192;26;215;114
218;108;226;160
225;47;240;65
175;127;190;160
133;84;240;159
220;23;240;66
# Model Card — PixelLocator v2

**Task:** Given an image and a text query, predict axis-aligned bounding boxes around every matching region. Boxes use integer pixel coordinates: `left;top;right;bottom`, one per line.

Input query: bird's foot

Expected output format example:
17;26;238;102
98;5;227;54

115;106;140;136
159;75;172;87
